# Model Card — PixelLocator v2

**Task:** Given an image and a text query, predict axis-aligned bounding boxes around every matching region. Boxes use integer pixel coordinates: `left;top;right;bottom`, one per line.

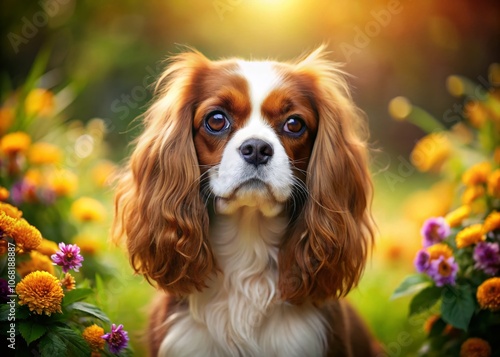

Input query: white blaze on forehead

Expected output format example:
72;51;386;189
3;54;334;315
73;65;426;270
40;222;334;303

236;60;281;117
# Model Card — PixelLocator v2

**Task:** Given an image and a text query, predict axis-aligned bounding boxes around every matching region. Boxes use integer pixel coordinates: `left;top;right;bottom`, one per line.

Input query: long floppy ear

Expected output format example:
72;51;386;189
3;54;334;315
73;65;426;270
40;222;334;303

279;47;374;304
112;51;216;296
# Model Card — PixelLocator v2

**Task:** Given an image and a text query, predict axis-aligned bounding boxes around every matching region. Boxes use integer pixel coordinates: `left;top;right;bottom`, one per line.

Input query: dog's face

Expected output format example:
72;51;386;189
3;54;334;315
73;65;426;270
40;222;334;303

113;47;374;303
192;60;318;216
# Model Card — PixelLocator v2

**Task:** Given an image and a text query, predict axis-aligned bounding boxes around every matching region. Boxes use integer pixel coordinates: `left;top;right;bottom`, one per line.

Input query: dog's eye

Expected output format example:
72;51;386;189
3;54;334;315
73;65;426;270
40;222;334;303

283;116;306;136
205;112;230;134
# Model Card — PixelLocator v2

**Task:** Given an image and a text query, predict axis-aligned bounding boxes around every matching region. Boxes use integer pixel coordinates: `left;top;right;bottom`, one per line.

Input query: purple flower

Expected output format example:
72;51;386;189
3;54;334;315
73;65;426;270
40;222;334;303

414;249;431;273
51;242;84;273
102;324;129;354
474;242;500;275
428;256;458;287
0;278;11;303
421;217;450;248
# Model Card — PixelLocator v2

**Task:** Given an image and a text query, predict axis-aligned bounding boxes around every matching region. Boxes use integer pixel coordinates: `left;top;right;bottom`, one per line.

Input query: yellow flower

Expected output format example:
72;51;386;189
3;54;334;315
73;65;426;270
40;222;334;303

487;169;500;198
28;142;62;165
483;211;500;234
17;251;55;277
25;88;55;117
445;205;471;228
71;197;106;222
91;160;117;188
0;202;23;219
24;168;43;186
47;169;78;197
456;224;485;248
427;243;453;260
410;133;452;172
465;101;488;128
82;324;105;351
60;273;76;291
0;107;14;134
460;337;491;357
461;185;485;205
462;162;492;186
404;181;454;223
0;132;31;156
0;212;42;251
0;187;9;201
36;238;59;257
16;271;64;316
73;234;102;255
388;96;412;121
477;277;500;312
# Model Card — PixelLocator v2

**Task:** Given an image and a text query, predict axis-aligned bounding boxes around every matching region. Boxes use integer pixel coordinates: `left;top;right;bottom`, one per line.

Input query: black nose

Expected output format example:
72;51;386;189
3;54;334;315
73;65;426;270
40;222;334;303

239;139;274;166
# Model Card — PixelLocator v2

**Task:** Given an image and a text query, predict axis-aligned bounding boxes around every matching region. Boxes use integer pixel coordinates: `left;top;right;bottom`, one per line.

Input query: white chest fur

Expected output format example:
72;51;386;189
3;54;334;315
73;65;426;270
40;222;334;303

158;209;328;357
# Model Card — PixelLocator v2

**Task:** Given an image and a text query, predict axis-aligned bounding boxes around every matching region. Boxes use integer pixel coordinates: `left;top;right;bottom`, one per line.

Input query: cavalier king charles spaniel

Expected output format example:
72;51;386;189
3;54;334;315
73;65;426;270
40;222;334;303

113;46;379;357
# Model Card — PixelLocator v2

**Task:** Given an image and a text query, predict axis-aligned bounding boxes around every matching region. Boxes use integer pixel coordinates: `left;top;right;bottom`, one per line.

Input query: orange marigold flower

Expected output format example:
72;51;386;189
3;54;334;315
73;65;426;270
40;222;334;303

82;324;105;351
0;212;42;251
0;187;9;201
445;205;471;228
16;271;64;316
410;133;452;172
17;251;55;277
477;277;500;312
462;185;485;205
460;337;491;357
483;211;500;234
28;142;62;165
456;224;485;248
427;243;453;260
60;273;76;291
0;202;23;219
36;238;59;256
0;132;31;156
488;169;500;198
462;162;492;186
25;88;55;117
71;197;106;222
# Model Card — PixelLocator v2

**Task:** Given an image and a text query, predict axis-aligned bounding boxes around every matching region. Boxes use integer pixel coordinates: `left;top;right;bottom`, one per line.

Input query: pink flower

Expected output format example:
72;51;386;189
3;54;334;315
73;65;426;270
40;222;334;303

421;217;450;248
51;242;84;273
102;324;129;354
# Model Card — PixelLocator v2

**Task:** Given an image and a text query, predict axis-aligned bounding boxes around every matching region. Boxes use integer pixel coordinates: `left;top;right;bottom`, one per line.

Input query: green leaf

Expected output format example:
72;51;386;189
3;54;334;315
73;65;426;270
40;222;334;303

0;304;10;321
391;274;432;300
39;330;67;357
69;302;110;324
39;327;91;357
19;321;47;345
441;285;475;331
53;327;91;357
409;286;442;316
62;288;93;306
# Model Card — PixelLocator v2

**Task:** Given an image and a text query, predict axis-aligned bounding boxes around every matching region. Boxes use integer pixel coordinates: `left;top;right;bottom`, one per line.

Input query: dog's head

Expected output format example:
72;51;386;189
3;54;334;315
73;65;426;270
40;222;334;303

113;46;374;304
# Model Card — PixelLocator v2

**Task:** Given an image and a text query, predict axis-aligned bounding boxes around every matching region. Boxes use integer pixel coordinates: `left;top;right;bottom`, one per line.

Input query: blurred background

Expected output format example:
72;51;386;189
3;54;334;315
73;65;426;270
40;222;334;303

1;0;499;355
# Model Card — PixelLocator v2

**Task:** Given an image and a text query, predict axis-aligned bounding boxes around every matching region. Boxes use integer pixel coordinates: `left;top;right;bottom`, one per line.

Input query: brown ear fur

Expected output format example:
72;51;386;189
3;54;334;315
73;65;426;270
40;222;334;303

112;51;216;296
279;48;374;304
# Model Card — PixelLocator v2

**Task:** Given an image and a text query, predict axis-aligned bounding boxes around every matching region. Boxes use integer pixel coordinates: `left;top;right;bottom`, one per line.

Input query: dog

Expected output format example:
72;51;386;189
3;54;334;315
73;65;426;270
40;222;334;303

113;46;378;356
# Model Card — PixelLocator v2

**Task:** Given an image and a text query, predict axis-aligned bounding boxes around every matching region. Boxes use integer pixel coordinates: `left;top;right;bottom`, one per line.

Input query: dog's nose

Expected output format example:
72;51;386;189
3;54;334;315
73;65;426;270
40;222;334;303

239;139;274;166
